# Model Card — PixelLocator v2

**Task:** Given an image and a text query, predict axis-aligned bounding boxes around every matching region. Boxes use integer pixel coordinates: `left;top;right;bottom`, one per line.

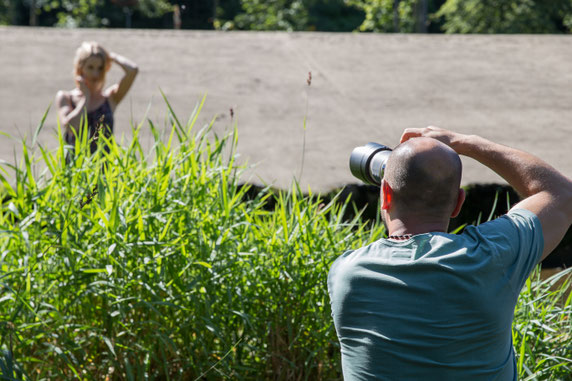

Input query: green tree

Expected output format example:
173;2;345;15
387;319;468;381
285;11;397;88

100;0;173;28
348;0;448;33
215;0;363;32
436;0;572;33
225;0;309;31
0;0;11;24
349;0;417;32
306;0;365;31
25;0;172;27
1;0;41;25
49;0;100;27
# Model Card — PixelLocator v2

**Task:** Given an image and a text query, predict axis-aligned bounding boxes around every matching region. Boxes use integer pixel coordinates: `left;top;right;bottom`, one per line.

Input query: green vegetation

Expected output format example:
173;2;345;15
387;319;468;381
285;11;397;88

4;0;572;33
349;0;418;33
1;98;570;379
221;0;310;31
0;97;383;379
436;0;572;33
217;0;365;32
1;0;173;28
514;269;572;380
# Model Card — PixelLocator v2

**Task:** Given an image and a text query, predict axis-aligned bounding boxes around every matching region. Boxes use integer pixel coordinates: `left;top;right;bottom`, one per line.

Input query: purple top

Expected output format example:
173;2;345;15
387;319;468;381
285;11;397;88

65;97;114;153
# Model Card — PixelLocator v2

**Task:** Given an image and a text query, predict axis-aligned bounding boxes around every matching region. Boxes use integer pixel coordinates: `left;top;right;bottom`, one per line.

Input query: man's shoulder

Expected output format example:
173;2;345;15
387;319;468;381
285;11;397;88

328;246;362;275
328;242;381;282
459;208;544;284
460;209;542;246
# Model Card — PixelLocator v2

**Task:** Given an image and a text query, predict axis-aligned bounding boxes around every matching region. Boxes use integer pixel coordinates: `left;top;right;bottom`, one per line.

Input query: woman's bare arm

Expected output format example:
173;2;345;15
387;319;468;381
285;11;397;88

106;52;138;107
56;78;90;133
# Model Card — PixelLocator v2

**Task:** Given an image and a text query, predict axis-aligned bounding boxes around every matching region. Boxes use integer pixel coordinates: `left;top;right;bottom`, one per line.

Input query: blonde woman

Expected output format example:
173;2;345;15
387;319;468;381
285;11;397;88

56;42;138;153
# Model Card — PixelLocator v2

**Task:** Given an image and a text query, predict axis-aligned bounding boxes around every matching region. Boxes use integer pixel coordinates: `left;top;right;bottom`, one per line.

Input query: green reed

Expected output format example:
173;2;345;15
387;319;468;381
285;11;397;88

514;267;572;381
0;96;382;380
0;96;569;380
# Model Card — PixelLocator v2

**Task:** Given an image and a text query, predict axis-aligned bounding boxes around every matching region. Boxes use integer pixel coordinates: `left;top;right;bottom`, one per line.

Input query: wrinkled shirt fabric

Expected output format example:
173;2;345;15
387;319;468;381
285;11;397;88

328;209;543;381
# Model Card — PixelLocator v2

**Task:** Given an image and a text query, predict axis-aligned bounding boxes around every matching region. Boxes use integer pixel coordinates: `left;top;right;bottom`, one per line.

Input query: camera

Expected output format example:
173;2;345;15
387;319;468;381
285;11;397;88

349;143;393;186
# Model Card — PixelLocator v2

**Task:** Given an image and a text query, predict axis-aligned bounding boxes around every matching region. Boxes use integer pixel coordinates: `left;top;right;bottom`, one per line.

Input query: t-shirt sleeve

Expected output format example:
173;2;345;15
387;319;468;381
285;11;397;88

475;208;544;293
327;250;352;318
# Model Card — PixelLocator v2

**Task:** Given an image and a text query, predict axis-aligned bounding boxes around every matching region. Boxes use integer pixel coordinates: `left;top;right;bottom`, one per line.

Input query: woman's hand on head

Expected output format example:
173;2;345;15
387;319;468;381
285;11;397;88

105;52;138;107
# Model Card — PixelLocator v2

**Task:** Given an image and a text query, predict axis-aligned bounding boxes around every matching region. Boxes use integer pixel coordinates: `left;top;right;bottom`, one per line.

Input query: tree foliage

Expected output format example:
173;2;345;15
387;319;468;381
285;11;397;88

1;0;32;25
349;0;416;32
230;0;308;31
216;0;364;32
3;0;572;33
0;0;10;24
2;0;173;28
44;0;100;27
436;0;572;33
305;0;365;31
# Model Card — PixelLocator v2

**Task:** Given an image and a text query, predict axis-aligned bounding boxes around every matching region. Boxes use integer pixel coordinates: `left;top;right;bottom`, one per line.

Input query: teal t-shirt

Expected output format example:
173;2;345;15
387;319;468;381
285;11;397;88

327;209;544;380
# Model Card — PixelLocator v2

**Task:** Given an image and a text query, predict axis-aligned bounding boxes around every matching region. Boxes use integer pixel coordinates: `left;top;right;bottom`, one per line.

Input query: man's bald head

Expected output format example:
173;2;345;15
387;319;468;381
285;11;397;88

384;137;462;217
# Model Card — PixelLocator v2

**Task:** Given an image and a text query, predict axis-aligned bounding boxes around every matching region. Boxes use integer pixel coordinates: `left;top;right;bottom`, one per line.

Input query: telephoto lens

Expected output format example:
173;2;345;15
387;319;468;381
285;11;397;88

349;143;393;186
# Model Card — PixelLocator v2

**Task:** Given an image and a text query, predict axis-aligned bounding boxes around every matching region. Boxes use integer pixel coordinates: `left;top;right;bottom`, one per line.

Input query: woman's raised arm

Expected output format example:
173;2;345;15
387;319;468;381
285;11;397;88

106;52;138;107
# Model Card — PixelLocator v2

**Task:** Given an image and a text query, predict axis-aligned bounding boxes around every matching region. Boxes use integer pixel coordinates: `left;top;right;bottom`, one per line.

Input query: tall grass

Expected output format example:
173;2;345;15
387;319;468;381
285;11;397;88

514;267;572;380
0;96;570;380
0;96;383;380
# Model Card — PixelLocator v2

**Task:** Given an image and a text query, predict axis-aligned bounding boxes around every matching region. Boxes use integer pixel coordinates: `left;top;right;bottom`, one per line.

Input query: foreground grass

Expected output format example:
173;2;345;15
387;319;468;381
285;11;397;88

0;98;570;380
514;268;572;380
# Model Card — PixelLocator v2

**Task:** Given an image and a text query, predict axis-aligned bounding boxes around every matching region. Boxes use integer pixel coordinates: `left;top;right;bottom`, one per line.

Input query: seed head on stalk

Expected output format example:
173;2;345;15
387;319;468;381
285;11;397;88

298;71;312;181
80;185;99;209
92;115;106;142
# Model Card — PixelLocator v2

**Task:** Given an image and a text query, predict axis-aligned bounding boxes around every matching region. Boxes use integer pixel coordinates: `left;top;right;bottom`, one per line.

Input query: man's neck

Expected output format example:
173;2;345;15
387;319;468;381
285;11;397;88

385;216;449;237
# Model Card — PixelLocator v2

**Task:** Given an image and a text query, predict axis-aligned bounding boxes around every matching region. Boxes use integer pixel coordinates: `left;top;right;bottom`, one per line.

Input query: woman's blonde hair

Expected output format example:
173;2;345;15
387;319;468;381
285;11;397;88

73;41;111;87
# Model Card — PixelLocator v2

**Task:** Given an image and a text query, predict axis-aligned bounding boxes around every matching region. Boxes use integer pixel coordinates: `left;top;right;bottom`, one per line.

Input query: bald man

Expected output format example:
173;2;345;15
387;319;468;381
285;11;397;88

328;127;572;380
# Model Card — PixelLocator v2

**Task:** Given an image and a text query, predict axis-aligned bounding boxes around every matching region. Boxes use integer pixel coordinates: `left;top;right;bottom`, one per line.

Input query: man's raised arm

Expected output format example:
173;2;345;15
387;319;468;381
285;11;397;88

401;126;572;261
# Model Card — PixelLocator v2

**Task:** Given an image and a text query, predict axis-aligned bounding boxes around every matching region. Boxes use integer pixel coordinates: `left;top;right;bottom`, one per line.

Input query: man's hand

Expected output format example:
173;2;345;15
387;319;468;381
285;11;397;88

402;126;572;261
400;126;468;153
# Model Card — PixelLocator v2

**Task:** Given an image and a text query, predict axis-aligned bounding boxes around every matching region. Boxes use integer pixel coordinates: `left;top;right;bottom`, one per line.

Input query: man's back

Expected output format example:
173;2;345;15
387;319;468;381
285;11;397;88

328;209;543;380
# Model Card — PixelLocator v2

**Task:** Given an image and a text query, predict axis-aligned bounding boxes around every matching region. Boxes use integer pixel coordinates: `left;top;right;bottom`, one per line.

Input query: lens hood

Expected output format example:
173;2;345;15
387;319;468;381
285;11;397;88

349;142;392;186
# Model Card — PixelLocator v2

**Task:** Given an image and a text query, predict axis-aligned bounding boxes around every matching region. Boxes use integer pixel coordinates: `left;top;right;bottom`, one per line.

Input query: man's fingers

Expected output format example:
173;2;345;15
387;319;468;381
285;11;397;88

400;126;449;143
400;128;424;143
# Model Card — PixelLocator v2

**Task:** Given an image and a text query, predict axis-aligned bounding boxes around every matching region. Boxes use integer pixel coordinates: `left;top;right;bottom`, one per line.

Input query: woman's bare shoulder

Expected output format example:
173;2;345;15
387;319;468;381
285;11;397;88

56;90;70;107
102;84;118;97
56;89;81;105
56;89;69;98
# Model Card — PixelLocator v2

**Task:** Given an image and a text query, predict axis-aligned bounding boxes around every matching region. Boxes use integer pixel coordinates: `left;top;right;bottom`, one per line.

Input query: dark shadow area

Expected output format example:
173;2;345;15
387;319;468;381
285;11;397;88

238;182;572;269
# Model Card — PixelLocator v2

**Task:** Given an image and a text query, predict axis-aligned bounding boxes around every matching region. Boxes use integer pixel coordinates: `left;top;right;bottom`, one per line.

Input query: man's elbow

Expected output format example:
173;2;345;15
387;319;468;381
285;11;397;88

554;178;572;224
563;181;572;223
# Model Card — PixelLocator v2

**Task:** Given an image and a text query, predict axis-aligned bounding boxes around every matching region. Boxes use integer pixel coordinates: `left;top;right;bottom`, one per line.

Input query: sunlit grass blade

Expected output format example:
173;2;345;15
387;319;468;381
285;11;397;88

160;88;186;142
2;93;568;380
32;104;51;147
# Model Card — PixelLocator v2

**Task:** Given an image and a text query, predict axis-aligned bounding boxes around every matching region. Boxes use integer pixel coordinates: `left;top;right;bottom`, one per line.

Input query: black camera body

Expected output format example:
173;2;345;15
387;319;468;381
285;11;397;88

349;143;393;186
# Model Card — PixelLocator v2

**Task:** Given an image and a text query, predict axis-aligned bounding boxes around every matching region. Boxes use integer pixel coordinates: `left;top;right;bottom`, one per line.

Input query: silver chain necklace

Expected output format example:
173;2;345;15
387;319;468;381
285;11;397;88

387;234;413;240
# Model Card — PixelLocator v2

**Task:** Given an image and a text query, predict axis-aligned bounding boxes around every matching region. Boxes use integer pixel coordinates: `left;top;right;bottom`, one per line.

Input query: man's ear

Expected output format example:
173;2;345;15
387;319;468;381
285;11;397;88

381;180;393;211
451;188;465;218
